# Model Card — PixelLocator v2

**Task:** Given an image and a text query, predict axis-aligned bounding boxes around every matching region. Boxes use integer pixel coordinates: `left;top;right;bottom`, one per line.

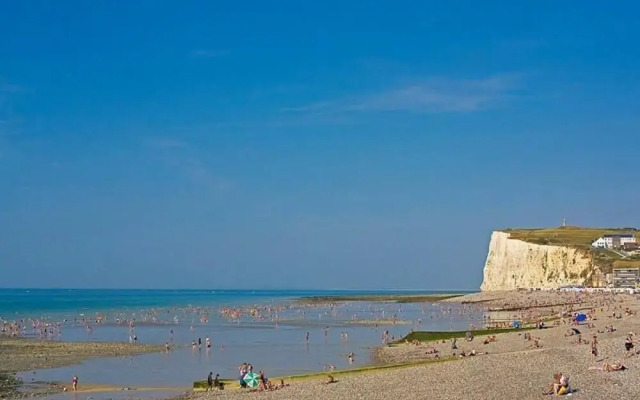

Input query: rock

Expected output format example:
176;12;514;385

481;231;596;290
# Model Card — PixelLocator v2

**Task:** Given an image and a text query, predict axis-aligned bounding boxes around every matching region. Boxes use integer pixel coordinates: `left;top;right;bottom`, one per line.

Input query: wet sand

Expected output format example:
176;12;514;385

179;289;640;400
0;337;164;372
0;337;163;398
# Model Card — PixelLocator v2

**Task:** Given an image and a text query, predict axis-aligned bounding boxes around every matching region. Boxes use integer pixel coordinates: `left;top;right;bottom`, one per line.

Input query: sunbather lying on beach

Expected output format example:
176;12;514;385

589;362;627;372
276;379;289;389
425;347;438;354
483;335;497;344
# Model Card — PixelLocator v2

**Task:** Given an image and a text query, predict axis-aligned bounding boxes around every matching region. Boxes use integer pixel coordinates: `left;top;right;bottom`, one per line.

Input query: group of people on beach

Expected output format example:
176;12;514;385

1;320;64;338
206;372;221;391
540;291;640;395
235;363;289;392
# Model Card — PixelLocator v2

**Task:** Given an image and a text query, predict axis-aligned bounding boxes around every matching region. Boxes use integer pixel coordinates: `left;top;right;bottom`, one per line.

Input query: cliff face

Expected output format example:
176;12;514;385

481;231;596;291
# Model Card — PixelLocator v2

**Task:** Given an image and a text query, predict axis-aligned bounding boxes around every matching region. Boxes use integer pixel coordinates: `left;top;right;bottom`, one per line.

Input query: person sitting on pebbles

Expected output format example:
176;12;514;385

543;372;570;395
323;375;336;384
530;337;542;348
625;333;636;357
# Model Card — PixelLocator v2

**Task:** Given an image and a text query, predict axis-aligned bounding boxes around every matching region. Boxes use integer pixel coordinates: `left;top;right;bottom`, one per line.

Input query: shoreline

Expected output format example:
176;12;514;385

295;293;465;305
0;336;164;398
8;289;636;399
1;291;460;399
179;289;640;399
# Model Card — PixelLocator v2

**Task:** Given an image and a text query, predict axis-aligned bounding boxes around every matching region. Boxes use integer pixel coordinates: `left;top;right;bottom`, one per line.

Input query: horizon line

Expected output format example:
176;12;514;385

0;287;476;292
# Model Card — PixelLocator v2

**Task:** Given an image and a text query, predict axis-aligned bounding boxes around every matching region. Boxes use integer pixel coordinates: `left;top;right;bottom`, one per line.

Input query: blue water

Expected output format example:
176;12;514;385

0;288;464;317
1;289;479;399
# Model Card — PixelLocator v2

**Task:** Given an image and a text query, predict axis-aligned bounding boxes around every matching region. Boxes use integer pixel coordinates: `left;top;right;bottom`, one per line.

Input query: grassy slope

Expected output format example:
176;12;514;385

502;226;640;275
502;226;639;248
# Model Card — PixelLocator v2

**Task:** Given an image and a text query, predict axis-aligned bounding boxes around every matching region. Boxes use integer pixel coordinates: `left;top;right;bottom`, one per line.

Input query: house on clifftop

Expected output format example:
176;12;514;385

591;234;636;249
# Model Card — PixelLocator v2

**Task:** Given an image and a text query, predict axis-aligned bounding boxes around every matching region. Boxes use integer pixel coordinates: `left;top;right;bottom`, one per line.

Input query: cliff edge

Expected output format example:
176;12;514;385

480;231;597;291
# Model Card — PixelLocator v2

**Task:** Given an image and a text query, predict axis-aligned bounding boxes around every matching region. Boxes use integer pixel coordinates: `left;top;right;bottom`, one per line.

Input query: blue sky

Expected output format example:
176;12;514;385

1;2;639;290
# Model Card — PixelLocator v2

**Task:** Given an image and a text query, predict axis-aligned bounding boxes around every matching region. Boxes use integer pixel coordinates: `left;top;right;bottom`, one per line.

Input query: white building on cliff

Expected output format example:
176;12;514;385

591;234;636;249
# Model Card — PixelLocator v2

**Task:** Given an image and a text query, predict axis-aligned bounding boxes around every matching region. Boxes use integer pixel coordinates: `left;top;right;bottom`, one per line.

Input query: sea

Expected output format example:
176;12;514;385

1;288;480;400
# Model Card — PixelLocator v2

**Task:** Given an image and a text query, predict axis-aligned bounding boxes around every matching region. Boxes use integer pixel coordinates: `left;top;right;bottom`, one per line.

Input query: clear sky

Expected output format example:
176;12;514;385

1;2;639;290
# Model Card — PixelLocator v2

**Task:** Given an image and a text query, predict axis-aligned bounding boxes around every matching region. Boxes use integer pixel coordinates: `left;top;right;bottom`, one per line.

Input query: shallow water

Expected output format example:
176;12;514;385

6;290;483;398
23;390;180;400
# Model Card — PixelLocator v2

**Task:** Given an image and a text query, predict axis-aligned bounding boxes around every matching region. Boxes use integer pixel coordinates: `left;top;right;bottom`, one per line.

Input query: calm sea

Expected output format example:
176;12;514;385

0;288;466;317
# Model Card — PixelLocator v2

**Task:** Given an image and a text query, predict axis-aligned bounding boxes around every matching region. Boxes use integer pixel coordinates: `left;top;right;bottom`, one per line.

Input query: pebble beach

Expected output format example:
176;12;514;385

178;290;640;400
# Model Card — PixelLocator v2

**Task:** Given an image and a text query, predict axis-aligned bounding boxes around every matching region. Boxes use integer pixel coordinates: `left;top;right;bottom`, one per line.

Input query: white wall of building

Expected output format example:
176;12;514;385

592;237;607;248
592;235;636;248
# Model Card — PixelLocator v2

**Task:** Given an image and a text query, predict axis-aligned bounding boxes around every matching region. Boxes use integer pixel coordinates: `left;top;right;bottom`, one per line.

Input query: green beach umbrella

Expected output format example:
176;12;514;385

243;372;260;388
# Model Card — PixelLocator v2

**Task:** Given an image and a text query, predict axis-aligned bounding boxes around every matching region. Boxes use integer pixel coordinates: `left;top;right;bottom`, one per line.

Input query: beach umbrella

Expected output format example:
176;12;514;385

243;372;260;388
576;314;587;322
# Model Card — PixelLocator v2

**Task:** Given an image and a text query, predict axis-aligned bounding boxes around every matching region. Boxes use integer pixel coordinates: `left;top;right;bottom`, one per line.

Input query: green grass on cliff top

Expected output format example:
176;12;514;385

502;226;639;248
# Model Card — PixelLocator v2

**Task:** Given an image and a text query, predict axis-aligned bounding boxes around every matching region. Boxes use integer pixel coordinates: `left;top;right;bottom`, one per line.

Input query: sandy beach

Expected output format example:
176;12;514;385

178;290;640;400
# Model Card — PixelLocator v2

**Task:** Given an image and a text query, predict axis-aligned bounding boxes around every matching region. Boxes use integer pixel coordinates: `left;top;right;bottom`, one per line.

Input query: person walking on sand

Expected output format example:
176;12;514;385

207;372;213;391
72;375;78;391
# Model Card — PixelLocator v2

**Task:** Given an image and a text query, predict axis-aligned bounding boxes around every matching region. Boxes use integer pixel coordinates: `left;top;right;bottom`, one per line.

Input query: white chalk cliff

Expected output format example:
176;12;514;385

481;231;596;291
